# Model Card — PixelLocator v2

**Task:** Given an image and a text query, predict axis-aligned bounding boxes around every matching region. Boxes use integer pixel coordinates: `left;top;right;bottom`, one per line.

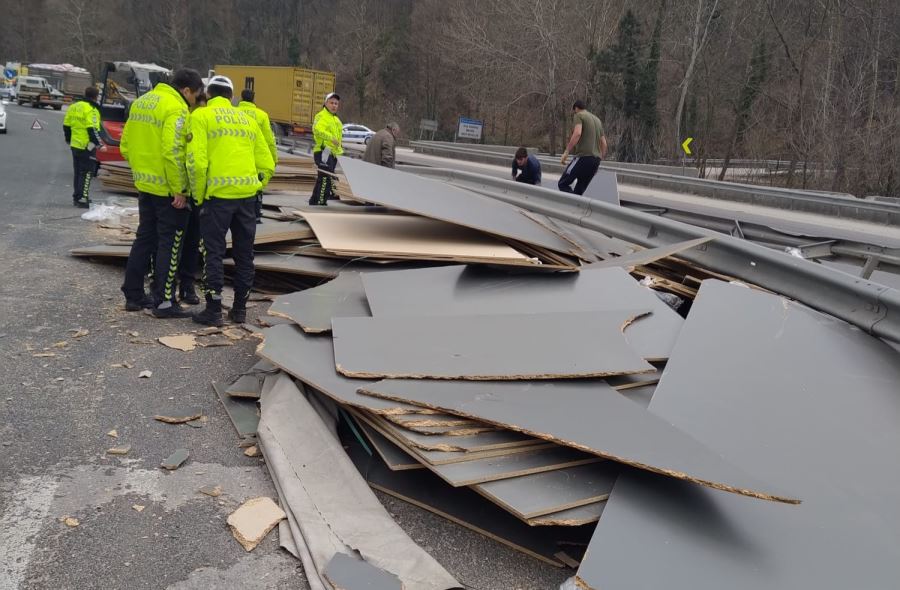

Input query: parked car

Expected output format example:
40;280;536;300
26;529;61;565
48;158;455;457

342;123;375;145
0;102;7;134
0;86;14;101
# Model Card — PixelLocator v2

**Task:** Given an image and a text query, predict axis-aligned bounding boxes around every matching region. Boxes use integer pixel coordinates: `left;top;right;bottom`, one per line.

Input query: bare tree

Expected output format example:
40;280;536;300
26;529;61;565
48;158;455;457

673;0;721;156
55;0;103;72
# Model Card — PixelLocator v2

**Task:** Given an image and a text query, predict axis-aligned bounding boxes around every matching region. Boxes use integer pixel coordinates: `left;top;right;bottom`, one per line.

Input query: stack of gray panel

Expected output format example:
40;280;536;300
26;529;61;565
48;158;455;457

256;262;807;571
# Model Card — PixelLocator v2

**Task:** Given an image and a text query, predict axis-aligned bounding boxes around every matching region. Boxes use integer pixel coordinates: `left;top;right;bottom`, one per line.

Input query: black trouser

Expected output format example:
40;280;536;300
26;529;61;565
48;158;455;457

121;193;190;306
199;197;257;301
515;172;540;185
309;151;337;206
71;147;94;203
558;156;601;195
179;205;202;292
255;191;264;223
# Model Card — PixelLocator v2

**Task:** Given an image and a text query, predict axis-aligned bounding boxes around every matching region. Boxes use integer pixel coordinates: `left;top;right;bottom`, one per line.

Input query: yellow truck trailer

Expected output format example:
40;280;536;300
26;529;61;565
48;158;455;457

213;65;335;134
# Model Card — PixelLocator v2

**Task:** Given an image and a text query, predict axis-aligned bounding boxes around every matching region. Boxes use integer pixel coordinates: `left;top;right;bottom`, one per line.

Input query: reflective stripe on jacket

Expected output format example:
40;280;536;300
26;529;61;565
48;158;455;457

63;100;100;150
312;107;343;156
237;101;278;165
119;83;190;197
187;96;275;205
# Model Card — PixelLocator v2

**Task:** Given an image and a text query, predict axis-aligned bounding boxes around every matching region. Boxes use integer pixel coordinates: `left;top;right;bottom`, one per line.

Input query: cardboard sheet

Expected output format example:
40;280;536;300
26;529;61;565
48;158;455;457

575;280;900;589
360;379;797;504
360;265;684;360
332;311;655;380
299;209;537;265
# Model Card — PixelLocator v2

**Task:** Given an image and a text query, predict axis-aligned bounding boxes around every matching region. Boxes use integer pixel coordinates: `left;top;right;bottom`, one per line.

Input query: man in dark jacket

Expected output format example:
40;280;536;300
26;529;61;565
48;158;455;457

511;147;542;185
362;122;399;168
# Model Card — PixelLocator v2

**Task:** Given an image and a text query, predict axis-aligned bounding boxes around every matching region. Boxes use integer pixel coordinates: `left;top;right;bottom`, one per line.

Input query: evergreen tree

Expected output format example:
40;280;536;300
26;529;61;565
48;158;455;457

719;39;768;180
636;2;664;161
590;9;661;163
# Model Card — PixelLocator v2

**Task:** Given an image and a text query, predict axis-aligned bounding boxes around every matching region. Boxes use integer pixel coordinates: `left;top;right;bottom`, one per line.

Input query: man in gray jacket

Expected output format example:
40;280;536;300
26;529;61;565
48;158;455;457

362;122;399;168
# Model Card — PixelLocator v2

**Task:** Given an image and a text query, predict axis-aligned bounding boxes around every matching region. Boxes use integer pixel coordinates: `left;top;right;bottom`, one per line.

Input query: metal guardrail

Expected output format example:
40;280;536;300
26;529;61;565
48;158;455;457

408;142;900;226
409;141;700;177
404;166;900;344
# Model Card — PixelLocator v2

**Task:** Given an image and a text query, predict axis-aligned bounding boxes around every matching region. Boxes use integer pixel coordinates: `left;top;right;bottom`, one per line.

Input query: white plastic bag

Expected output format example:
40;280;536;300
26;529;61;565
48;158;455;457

80;203;137;222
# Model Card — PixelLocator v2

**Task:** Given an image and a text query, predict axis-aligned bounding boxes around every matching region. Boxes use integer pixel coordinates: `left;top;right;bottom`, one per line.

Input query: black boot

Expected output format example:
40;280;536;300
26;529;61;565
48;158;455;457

192;295;224;327
125;294;154;311
228;292;248;324
179;284;200;305
152;301;193;319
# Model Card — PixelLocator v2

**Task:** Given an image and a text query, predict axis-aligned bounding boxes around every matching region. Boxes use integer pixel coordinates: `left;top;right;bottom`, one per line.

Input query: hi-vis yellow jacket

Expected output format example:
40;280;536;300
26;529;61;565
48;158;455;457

237;100;278;165
312;107;343;156
63;100;100;150
120;83;189;197
187;96;275;205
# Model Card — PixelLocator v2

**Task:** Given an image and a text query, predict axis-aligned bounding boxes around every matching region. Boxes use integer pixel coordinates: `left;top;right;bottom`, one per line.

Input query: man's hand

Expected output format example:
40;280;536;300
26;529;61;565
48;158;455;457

560;150;569;166
172;194;187;209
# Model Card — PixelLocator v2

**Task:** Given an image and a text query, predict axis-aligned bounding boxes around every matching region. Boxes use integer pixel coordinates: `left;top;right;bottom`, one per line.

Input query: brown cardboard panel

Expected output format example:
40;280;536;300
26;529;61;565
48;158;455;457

351;409;555;466
338;156;577;256
360;379;797;504
586;237;714;269
364;411;540;453
299;209;537;265
343;425;587;565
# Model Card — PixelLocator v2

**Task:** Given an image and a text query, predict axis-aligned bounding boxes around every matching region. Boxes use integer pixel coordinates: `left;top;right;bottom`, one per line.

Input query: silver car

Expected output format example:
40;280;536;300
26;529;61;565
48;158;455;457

342;123;375;145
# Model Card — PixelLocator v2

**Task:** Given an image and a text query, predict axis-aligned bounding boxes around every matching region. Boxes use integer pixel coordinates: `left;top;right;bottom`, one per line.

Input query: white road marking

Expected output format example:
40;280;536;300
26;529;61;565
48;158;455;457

0;475;59;590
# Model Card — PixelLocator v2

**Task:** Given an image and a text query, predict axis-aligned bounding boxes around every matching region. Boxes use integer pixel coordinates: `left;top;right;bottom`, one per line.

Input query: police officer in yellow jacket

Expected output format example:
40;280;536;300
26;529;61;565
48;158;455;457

309;92;343;206
63;86;101;208
238;89;278;223
120;69;205;316
188;76;275;327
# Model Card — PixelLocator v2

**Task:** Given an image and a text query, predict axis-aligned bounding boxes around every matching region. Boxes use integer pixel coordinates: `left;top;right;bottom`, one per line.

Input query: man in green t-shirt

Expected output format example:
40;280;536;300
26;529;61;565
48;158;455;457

559;100;608;195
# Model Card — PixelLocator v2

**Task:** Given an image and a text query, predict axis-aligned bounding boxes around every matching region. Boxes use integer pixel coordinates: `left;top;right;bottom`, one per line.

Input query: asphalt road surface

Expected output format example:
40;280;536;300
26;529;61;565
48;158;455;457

0;102;570;590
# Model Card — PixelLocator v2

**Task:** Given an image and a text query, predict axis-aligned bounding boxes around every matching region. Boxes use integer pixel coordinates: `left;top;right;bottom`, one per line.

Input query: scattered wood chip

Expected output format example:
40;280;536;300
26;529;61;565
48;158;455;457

222;328;245;341
196;336;234;348
71;329;89;338
106;445;131;455
153;412;203;424
128;331;140;337
195;327;222;336
243;445;259;457
160;448;190;471
132;505;145;513
138;370;152;378
62;516;80;528
33;352;56;358
52;341;68;348
107;429;119;438
111;361;134;369
158;333;197;352
226;497;286;552
199;485;223;498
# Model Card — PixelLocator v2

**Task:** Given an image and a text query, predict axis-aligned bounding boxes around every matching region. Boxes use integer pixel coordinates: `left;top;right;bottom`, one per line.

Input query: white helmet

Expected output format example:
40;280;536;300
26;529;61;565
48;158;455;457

206;75;234;92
